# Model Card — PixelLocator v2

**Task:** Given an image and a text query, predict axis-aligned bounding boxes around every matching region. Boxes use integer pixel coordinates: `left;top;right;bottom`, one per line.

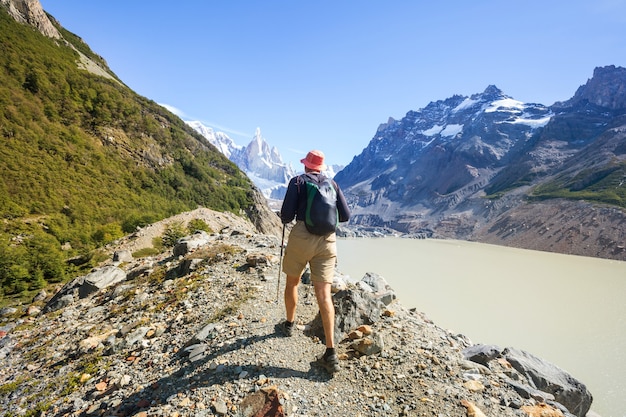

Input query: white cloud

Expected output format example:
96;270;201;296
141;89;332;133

159;103;187;118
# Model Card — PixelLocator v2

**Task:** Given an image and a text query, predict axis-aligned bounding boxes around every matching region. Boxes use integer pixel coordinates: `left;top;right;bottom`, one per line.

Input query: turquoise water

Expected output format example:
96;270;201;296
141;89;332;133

337;238;626;417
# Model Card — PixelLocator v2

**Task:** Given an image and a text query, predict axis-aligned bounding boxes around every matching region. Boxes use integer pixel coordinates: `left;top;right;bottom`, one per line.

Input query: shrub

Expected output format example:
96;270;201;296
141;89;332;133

161;222;186;247
187;218;212;234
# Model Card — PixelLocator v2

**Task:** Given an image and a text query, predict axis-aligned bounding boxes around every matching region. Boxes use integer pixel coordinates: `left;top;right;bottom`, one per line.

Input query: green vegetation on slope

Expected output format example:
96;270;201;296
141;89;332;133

531;161;626;207
0;9;255;301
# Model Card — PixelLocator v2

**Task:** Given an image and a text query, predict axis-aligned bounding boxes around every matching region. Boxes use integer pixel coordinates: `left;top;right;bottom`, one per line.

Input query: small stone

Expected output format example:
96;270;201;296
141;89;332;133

521;403;565;417
26;305;41;316
463;380;485;392
348;330;364;340
460;399;487;417
212;399;228;416
357;325;373;335
95;381;108;392
119;375;131;387
136;399;150;408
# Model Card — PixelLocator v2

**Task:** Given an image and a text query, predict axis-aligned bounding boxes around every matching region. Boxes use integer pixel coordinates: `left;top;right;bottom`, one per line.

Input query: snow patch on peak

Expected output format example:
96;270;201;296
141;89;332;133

441;124;463;137
186;121;240;157
506;114;553;129
453;98;479;113
421;124;463;138
485;98;526;113
422;125;444;136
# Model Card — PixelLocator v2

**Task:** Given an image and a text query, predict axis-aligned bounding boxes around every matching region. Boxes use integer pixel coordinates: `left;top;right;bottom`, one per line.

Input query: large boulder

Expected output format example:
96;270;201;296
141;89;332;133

42;266;127;314
504;347;593;417
463;344;593;417
172;231;212;256
307;275;389;346
358;272;396;306
78;266;126;299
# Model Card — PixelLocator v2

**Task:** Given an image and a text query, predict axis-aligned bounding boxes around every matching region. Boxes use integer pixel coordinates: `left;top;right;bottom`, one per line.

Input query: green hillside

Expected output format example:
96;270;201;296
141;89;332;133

0;9;256;300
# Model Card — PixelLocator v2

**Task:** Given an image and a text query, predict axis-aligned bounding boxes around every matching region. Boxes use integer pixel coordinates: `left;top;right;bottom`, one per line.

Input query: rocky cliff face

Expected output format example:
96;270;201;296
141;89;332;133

335;66;626;260
1;0;59;38
564;65;626;110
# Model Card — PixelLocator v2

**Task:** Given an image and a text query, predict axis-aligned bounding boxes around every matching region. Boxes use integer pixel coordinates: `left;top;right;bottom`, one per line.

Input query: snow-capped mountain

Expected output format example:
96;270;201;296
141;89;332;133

187;123;296;200
230;128;296;200
186;121;240;158
334;85;554;231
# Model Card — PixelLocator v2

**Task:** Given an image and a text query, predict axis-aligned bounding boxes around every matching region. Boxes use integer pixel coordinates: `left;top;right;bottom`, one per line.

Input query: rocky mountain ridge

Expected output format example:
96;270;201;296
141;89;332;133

0;208;597;417
335;67;626;261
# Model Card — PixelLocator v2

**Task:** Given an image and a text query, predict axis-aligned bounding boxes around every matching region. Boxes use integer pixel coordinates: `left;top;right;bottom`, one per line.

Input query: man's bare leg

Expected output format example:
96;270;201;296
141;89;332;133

284;274;300;323
313;281;335;348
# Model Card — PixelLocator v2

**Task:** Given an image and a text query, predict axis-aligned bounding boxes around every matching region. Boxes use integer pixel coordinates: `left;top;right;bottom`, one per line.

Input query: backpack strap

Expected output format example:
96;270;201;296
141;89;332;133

296;172;327;192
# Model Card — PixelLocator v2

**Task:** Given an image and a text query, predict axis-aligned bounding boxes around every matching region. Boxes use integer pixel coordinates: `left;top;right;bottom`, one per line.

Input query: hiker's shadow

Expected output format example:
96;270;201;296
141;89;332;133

75;327;333;417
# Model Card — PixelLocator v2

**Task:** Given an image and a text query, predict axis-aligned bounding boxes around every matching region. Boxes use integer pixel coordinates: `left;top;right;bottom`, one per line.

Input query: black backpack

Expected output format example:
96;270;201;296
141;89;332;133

298;173;338;235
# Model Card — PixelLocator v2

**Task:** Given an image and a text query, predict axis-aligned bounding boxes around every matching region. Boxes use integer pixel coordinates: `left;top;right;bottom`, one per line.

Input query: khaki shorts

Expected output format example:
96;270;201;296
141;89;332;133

282;221;337;283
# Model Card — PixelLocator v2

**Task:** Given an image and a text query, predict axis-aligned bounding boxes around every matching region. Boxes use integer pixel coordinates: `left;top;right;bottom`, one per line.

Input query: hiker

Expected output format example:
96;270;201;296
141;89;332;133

277;149;351;373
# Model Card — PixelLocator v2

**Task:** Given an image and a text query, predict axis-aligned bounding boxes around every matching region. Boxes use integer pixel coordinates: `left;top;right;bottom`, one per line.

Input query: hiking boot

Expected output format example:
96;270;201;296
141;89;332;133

275;320;294;337
316;353;341;374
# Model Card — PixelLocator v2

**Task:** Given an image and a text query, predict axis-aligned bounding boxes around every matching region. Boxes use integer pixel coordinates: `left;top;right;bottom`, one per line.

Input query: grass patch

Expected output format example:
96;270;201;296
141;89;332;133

186;243;242;263
206;285;257;323
132;247;160;258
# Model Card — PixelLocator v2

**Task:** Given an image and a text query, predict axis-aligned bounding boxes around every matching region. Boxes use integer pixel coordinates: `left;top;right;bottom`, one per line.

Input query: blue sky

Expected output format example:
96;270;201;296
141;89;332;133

40;1;626;168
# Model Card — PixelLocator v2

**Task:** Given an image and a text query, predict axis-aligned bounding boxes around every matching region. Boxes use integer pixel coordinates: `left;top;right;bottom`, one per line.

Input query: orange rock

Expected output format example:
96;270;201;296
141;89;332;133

357;325;373;335
461;399;488;417
348;330;363;339
95;381;107;392
521;403;565;417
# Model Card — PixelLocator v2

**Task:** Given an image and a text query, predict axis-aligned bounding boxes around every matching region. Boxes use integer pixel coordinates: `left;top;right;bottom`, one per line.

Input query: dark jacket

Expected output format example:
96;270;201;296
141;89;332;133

280;172;351;225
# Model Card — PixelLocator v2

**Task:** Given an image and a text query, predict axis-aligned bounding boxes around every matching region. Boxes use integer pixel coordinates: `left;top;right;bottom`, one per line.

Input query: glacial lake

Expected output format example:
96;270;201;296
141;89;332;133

336;237;626;417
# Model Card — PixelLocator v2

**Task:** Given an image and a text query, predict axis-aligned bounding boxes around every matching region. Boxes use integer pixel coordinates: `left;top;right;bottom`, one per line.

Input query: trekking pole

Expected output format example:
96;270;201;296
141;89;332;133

276;223;286;303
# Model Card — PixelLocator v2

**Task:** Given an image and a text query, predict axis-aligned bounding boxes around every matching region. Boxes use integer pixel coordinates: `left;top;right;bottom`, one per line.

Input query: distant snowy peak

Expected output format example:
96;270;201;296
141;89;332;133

383;85;553;144
187;121;295;200
186;121;240;158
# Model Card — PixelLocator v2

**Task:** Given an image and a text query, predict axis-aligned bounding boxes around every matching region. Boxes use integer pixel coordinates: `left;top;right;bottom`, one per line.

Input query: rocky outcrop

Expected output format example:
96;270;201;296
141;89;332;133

41;266;127;313
1;0;60;38
464;345;593;417
562;65;626;110
244;185;283;237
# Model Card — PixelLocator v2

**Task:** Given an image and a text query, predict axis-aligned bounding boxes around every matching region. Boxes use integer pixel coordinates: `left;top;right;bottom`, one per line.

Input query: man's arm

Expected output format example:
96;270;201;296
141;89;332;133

280;177;299;224
336;186;351;223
